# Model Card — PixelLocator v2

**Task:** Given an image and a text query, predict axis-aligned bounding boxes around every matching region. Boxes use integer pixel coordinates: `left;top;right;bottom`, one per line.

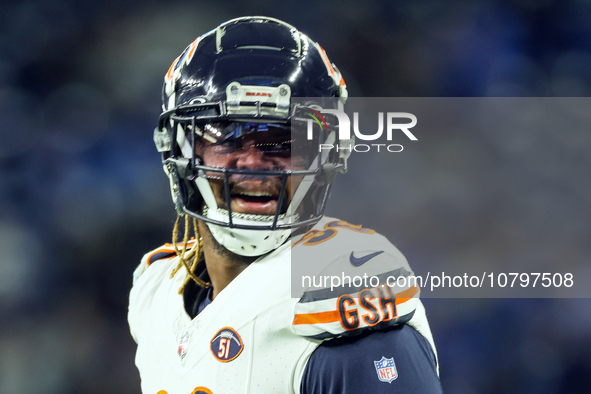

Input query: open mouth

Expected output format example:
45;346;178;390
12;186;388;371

230;189;281;215
233;191;276;204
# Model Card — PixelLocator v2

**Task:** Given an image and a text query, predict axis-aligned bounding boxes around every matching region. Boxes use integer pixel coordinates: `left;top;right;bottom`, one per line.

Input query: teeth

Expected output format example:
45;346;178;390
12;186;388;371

239;191;273;197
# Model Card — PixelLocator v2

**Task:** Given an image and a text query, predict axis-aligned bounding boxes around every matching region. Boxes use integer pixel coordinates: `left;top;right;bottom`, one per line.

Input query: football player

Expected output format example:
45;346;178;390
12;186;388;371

129;16;442;393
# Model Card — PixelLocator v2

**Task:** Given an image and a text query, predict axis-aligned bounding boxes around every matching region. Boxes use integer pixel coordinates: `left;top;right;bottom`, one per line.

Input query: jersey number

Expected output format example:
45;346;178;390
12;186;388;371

293;220;375;247
217;338;231;360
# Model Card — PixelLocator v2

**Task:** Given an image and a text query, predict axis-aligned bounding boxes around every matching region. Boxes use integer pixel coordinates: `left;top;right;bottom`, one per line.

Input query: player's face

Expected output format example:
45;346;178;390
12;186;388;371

196;122;309;216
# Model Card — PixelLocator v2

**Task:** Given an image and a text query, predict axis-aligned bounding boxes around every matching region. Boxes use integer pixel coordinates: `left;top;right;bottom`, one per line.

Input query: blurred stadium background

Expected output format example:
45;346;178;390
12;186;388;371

1;0;591;392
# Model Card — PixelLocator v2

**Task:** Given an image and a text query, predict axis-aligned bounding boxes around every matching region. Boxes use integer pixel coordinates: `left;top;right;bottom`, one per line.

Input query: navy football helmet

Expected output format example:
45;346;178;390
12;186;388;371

154;16;351;256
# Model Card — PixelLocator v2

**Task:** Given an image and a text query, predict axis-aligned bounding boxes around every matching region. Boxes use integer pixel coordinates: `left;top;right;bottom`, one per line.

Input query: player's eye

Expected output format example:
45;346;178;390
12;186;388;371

208;139;238;154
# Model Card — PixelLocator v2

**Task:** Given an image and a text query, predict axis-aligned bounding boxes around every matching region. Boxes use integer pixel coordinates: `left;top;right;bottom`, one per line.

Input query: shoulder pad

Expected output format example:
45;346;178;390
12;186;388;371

291;218;420;340
132;240;195;283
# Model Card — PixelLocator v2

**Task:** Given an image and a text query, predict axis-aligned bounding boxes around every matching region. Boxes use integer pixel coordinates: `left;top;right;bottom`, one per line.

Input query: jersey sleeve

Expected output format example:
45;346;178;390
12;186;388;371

291;218;421;340
300;324;442;394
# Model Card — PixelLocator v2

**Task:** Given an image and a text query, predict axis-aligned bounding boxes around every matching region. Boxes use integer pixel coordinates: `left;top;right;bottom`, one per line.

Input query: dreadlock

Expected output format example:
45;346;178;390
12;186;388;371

170;214;211;294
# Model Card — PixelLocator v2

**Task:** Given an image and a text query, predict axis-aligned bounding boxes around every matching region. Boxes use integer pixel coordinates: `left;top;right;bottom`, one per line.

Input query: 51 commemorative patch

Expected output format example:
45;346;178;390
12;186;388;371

210;327;243;362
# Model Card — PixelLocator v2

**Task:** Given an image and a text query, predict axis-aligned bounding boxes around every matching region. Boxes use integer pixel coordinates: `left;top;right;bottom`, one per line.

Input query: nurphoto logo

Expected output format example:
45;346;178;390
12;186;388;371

305;109;418;153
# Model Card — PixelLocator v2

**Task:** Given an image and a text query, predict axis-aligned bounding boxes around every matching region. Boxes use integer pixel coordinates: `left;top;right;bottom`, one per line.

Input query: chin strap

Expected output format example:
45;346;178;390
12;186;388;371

170;215;211;293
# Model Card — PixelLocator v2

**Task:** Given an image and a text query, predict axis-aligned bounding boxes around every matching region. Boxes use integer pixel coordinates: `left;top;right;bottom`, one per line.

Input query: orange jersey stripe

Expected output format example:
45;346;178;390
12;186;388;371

293;310;340;326
292;286;419;326
395;286;419;305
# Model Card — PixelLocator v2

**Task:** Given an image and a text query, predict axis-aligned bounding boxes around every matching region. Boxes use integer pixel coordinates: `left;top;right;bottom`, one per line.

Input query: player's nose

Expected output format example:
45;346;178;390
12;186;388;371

236;143;273;170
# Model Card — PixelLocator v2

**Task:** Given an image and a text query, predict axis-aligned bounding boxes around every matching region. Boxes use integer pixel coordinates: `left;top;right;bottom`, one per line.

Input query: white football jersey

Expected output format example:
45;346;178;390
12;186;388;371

128;217;436;394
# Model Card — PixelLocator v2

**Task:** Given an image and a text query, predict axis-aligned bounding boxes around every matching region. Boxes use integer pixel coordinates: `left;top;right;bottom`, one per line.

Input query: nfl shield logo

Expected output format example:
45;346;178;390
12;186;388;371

178;332;190;359
374;356;398;383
